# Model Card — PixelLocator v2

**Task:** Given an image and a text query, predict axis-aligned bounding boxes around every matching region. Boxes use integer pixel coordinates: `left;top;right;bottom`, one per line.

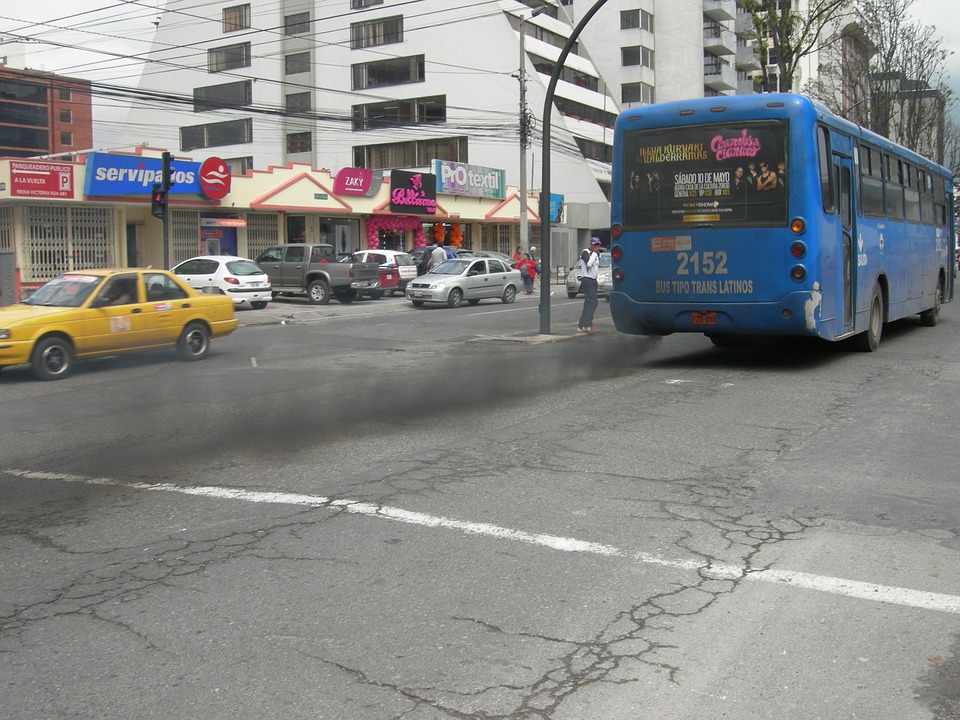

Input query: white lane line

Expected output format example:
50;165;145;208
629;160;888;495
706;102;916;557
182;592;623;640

9;468;960;615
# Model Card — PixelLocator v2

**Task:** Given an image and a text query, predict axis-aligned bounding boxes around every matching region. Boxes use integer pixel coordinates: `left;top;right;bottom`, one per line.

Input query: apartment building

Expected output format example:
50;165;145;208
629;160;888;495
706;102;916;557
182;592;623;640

0;66;93;158
120;0;617;207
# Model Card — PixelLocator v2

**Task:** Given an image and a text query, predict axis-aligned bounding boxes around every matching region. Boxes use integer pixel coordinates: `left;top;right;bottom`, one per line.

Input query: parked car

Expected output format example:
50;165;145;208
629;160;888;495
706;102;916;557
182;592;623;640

256;243;380;304
405;257;521;308
566;253;613;298
171;255;272;309
0;269;237;380
352;250;417;296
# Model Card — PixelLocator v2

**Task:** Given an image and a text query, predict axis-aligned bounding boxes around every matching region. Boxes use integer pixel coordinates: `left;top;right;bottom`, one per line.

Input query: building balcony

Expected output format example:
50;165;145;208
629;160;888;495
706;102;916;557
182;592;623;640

703;0;736;22
704;59;737;91
736;45;761;72
703;27;736;55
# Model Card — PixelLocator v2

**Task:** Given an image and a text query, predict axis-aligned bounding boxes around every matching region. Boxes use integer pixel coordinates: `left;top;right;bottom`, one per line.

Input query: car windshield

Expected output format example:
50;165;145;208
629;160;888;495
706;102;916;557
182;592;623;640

429;259;470;275
599;255;611;267
225;260;264;276
22;274;104;307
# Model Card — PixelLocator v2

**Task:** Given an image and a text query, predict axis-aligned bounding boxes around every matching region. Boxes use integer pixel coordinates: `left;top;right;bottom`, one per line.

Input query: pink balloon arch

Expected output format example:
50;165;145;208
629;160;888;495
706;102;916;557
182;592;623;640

364;215;426;250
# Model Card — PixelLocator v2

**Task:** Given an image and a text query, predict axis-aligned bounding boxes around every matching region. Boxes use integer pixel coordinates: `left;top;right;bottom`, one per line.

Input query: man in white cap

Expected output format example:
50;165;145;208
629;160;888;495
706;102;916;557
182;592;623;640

577;238;602;333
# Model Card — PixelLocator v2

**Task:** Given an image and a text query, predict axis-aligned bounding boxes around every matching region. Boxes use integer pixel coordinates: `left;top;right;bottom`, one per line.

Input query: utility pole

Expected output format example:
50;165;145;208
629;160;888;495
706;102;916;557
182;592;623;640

518;7;544;255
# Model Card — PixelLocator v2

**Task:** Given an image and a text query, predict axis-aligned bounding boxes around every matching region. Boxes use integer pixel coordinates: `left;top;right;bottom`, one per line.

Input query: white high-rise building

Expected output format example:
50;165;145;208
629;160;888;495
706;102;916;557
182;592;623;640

118;0;766;235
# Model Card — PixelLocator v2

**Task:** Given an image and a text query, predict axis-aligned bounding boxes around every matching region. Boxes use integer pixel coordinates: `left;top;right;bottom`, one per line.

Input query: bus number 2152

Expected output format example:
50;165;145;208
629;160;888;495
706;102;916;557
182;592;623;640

676;251;728;276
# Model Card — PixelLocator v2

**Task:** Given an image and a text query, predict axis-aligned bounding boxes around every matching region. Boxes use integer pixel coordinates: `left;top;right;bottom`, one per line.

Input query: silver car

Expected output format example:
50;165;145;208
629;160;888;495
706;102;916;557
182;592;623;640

405;257;521;308
566;253;612;298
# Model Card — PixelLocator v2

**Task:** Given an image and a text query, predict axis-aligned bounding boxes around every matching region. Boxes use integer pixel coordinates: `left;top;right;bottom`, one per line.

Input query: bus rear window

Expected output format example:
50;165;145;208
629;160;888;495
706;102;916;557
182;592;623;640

622;121;788;229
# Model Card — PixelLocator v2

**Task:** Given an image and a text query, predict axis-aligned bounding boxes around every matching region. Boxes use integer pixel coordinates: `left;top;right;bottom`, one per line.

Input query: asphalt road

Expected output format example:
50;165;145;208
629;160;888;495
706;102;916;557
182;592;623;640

2;290;959;719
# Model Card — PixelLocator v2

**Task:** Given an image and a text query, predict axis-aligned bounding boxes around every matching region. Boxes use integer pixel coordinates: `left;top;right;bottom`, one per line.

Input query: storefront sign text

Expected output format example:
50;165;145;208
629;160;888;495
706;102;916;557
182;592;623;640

389;170;437;215
11;161;74;199
334;167;383;196
433;160;505;200
83;153;231;199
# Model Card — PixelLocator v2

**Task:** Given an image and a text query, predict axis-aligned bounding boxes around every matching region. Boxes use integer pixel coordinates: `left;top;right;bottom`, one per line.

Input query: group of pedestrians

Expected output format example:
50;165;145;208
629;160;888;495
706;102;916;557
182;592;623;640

512;246;539;294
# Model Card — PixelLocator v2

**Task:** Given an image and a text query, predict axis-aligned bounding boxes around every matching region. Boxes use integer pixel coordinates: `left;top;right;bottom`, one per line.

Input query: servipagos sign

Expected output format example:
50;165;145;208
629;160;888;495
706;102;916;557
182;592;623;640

83;152;231;200
433;160;505;200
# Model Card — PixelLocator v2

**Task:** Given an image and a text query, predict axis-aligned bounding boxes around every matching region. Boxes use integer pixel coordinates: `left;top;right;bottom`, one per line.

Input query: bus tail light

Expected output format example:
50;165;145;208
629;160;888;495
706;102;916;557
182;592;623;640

611;245;624;262
790;241;806;258
790;265;807;282
790;217;806;234
612;268;625;283
611;223;623;238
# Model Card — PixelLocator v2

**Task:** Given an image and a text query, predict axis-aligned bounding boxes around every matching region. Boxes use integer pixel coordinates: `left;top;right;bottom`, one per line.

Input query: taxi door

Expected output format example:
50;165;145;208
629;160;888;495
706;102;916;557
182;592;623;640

79;274;151;354
140;271;194;345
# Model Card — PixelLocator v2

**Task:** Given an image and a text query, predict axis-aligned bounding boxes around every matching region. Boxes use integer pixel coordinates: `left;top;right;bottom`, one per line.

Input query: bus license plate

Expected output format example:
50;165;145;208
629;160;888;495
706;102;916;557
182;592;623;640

691;311;717;326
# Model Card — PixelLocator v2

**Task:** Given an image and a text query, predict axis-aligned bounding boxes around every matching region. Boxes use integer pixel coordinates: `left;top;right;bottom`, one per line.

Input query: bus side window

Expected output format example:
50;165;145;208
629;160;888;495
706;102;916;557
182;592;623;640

818;126;834;214
840;166;852;230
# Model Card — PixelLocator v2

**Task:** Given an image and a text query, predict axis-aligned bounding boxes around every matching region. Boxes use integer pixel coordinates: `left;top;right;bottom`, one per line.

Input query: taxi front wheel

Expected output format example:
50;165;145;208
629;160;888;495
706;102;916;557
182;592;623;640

32;336;75;381
177;322;210;361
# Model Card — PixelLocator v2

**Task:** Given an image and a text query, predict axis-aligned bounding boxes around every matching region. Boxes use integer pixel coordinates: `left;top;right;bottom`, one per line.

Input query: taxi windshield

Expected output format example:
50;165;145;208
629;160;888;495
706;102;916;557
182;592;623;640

22;274;103;307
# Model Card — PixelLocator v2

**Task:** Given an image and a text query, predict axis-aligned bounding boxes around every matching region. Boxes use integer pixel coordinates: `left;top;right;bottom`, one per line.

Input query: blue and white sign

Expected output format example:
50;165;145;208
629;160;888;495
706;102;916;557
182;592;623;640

84;152;203;197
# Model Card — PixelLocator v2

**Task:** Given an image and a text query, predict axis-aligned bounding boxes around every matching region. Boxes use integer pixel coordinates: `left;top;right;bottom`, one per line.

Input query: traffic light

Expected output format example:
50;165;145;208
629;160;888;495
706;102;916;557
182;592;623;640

150;183;167;219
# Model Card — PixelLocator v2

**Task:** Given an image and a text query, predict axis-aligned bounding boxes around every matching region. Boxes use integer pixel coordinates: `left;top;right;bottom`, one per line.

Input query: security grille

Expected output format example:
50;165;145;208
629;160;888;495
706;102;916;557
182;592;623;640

171;209;201;265
0;206;12;252
247;212;279;258
24;205;115;281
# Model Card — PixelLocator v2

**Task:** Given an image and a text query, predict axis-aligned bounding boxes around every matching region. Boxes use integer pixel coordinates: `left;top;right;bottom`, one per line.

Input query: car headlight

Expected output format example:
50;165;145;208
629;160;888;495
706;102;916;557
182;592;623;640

0;329;9;340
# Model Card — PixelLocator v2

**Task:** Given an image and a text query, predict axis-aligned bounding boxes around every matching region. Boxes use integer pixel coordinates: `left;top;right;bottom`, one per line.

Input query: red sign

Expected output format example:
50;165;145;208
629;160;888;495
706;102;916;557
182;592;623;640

334;167;382;196
198;157;231;200
11;161;74;198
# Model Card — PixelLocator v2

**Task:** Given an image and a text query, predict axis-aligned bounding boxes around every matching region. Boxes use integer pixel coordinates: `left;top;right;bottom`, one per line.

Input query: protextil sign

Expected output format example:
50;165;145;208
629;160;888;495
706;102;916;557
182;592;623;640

433;160;505;200
83;153;230;200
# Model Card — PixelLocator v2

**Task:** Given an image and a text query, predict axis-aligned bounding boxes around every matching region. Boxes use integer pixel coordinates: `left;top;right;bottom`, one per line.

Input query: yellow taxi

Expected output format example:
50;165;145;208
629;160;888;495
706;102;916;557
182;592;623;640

0;269;238;380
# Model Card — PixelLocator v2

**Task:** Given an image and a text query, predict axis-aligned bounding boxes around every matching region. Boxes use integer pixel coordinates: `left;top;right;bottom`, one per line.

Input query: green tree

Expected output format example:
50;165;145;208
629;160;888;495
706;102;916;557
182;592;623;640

741;0;852;92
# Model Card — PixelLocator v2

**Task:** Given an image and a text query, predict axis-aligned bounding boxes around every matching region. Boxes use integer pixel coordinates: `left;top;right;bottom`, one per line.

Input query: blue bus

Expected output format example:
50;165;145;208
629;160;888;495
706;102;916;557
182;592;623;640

609;94;955;350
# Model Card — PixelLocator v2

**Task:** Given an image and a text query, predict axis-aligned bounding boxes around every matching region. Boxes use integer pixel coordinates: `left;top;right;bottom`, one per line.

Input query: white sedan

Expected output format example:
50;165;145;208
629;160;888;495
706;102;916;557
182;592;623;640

405;257;521;308
171;255;272;309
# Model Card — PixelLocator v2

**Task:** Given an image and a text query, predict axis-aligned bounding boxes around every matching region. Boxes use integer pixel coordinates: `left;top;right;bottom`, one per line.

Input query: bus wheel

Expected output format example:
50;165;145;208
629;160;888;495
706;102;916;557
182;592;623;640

854;284;883;352
919;278;944;327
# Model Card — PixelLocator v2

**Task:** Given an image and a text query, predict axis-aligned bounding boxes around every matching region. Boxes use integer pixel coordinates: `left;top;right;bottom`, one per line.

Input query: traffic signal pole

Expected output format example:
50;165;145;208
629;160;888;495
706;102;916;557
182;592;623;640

161;151;172;270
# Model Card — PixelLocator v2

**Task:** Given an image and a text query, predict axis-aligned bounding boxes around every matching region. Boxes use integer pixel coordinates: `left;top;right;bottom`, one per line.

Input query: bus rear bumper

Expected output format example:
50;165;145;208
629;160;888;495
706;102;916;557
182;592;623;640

608;290;822;338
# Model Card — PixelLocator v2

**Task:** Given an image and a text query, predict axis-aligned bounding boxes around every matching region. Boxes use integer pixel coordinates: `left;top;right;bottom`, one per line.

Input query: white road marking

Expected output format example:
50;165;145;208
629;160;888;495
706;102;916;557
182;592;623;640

8;468;960;615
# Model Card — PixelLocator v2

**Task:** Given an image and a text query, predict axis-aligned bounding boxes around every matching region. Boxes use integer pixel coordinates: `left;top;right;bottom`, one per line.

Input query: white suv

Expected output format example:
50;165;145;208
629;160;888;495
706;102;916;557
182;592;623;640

353;250;417;295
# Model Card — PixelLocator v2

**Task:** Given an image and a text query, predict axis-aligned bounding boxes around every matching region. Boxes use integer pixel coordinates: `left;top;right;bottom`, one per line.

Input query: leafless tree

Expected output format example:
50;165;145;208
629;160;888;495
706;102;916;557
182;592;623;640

806;0;954;164
741;0;852;92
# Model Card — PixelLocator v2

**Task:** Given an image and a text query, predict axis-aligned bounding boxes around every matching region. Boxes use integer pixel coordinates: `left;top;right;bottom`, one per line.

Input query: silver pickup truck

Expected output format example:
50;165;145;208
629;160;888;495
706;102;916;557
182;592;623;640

256;243;380;304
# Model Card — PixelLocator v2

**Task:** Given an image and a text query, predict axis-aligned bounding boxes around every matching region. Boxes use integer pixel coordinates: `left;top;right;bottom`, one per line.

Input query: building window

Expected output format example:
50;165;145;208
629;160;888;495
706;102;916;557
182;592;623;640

350;16;403;49
224;156;254;175
575;137;612;163
180;118;252;151
530;54;598;91
208;42;251;72
193;80;252;112
59;109;72;123
60;131;73;146
352;55;424;90
621;46;654;69
0;104;47;126
352;95;445;131
554;97;617;128
351;0;383;7
620;9;654;31
284;12;310;35
621;82;655;104
222;4;250;33
285;52;311;75
286;92;311;115
353;136;467;169
58;87;72;101
0;79;46;103
286;131;312;154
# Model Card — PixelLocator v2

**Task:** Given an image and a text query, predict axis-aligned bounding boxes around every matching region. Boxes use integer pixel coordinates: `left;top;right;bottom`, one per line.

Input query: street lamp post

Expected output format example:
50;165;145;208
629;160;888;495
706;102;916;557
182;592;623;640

537;0;610;335
518;7;544;255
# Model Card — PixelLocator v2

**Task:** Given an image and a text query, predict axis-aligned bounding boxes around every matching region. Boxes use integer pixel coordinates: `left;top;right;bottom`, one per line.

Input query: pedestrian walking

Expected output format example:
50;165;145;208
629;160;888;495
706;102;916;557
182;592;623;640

429;243;447;271
577;238;602;333
518;253;538;294
512;246;523;262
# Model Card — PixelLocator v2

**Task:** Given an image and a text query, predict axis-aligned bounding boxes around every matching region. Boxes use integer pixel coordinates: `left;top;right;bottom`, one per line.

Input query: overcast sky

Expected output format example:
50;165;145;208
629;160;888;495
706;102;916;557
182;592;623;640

2;0;959;146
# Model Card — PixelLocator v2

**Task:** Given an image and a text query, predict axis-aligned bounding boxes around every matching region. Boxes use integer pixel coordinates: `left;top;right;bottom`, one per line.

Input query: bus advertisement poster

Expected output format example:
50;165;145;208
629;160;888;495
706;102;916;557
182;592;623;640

622;121;788;228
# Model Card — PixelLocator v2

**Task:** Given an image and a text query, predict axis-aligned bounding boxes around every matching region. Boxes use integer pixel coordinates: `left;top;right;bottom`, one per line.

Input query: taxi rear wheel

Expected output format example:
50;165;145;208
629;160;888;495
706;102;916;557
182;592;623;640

177;322;210;361
32;336;75;381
